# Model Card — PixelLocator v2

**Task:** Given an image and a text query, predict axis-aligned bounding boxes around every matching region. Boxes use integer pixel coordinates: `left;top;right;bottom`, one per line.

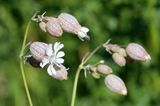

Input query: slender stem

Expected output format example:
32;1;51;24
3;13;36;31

19;21;33;106
83;39;111;65
70;44;103;106
70;65;83;106
20;60;33;106
82;45;102;65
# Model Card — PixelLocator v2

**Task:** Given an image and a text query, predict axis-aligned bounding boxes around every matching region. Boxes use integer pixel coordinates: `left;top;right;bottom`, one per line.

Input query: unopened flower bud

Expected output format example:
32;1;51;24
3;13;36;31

45;18;63;37
32;12;63;37
105;44;127;56
112;53;126;67
97;64;112;75
58;13;89;41
126;43;151;61
104;74;127;95
105;44;121;53
91;72;100;79
39;21;47;32
52;67;68;80
30;42;48;61
117;48;127;57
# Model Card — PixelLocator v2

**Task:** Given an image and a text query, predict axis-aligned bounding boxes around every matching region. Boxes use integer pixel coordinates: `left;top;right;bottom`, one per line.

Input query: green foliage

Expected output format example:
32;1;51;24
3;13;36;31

0;0;160;106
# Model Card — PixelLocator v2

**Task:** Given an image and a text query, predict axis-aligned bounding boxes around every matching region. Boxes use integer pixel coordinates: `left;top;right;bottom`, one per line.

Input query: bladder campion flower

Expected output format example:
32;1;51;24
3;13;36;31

40;42;65;76
29;41;67;80
104;74;127;95
58;13;90;41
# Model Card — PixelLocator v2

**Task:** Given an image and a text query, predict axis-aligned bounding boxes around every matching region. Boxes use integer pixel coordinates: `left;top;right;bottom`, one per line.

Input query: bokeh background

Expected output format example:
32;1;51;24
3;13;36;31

0;0;160;106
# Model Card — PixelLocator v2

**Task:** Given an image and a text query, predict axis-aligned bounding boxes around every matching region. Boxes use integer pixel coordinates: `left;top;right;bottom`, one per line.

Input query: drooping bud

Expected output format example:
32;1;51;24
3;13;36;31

112;53;126;67
104;44;127;57
104;74;127;95
58;13;89;41
45;18;63;37
105;44;121;53
39;21;47;32
97;64;112;75
30;42;48;61
117;48;127;57
32;12;63;37
126;43;151;61
52;67;68;80
91;72;101;79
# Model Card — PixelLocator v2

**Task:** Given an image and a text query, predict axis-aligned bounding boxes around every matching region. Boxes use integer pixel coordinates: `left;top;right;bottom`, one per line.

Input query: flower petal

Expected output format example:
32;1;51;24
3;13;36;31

54;42;64;53
78;31;86;38
53;42;60;52
46;44;53;56
57;51;65;58
81;27;89;33
47;65;56;76
77;32;89;41
40;58;49;68
56;58;64;64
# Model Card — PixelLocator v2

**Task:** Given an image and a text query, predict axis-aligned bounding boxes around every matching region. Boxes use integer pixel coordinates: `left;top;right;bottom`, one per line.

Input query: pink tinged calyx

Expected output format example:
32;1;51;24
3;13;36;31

29;42;49;61
58;12;90;41
104;74;127;95
52;67;68;80
126;43;151;61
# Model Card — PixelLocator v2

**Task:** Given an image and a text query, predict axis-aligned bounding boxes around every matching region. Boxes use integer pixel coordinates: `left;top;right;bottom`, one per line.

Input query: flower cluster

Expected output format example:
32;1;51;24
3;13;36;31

103;42;151;67
32;12;89;41
81;41;151;95
25;12;151;96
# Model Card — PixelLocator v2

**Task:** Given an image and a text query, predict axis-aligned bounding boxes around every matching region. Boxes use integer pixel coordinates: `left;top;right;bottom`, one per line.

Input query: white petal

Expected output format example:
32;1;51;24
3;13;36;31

78;31;86;38
56;58;64;64
40;58;49;68
57;51;65;58
78;30;90;41
57;44;64;51
47;65;56;76
54;42;64;53
81;27;89;33
46;44;53;56
54;42;60;52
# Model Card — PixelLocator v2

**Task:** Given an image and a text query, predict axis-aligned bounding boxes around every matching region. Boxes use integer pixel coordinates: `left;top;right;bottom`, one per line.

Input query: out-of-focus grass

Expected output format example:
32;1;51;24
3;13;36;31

0;0;160;106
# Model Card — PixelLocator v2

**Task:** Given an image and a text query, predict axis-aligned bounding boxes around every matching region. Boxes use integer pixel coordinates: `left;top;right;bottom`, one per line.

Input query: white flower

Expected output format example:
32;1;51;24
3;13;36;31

40;42;65;77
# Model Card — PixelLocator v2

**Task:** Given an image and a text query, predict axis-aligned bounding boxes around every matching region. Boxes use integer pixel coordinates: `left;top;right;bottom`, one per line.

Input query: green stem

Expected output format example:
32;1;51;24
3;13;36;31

19;21;33;106
82;45;102;65
70;65;83;106
19;21;31;57
70;42;106;106
20;60;33;106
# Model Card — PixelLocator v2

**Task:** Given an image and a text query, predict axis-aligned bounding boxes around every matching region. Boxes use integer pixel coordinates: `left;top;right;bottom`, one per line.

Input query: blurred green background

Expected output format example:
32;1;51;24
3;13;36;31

0;0;160;106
